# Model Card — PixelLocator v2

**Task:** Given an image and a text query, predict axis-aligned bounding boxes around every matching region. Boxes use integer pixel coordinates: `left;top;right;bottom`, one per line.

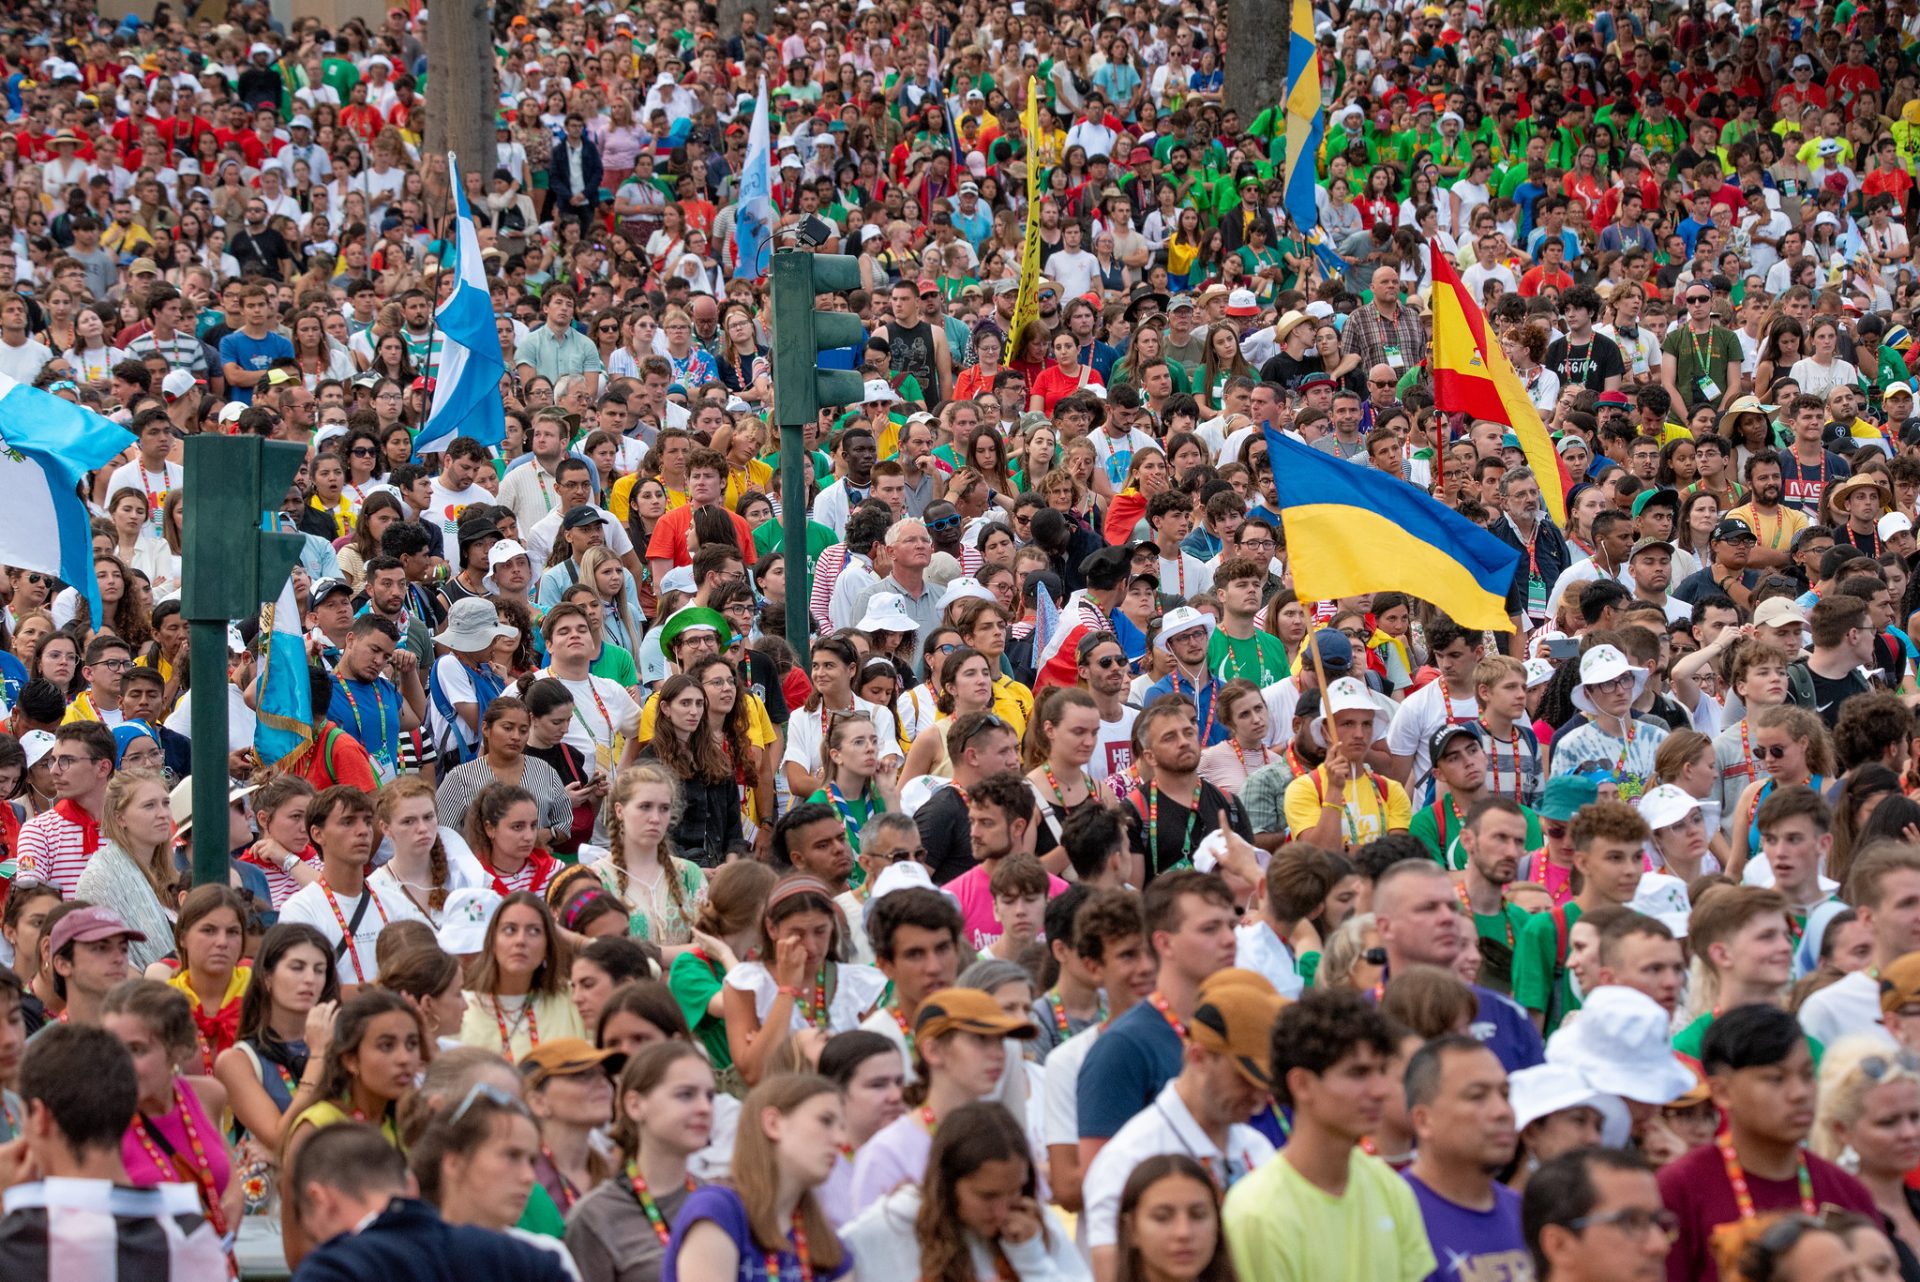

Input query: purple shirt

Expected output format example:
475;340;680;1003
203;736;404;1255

1403;1172;1530;1282
664;1185;852;1282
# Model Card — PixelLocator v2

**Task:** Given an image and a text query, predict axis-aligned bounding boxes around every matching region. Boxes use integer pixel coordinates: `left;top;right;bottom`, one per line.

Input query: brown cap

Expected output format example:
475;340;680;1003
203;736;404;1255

914;987;1040;1041
1881;952;1920;1014
1188;968;1287;1088
518;1036;619;1086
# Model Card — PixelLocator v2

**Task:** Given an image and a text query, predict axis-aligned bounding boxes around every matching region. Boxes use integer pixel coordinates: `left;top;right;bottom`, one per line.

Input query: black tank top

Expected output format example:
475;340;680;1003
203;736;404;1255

888;319;936;400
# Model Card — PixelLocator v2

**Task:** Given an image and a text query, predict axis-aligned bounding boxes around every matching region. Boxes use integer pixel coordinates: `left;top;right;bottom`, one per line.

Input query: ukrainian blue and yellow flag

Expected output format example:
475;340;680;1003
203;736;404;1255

1282;0;1324;239
1264;427;1519;632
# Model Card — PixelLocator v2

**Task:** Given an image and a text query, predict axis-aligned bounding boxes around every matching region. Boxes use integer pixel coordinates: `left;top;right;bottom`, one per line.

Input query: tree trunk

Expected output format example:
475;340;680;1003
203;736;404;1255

1223;0;1289;124
426;0;498;209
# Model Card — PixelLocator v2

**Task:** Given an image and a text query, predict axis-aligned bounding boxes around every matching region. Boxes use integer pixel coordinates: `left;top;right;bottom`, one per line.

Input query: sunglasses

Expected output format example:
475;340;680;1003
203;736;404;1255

1755;743;1794;760
928;515;962;532
350;446;377;457
1089;654;1128;669
449;1080;531;1126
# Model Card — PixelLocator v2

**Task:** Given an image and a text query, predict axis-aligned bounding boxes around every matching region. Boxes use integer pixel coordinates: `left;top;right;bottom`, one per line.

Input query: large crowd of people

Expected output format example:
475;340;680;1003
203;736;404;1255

3;0;1920;1280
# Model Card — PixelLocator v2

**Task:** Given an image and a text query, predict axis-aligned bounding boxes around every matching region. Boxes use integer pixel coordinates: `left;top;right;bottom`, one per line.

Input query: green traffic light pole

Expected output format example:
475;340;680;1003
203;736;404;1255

769;248;866;665
181;435;309;888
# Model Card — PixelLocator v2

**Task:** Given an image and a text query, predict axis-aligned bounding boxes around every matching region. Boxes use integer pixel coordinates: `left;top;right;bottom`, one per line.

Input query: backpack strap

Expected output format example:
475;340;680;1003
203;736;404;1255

320;725;344;786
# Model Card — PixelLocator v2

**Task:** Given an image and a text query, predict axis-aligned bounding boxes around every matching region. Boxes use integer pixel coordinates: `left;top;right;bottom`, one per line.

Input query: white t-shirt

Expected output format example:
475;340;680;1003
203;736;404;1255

1234;918;1304;1000
781;698;903;777
425;480;495;561
366;840;490;927
1093;708;1139;780
278;877;425;984
540;669;641;777
1081;1080;1274;1249
1798;968;1892;1049
1089;427;1159;487
524;503;634;577
105;460;183;538
1386;678;1480;801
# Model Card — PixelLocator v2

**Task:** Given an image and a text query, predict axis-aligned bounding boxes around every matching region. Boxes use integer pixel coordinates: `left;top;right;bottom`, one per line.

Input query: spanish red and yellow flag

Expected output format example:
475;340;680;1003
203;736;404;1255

1429;243;1566;526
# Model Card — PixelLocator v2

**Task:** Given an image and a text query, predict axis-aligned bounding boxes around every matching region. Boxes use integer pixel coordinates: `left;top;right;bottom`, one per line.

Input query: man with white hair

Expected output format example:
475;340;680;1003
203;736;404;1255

853;517;939;647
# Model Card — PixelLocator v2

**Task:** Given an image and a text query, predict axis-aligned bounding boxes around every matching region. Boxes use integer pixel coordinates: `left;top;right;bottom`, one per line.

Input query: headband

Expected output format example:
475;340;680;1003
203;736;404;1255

766;876;834;911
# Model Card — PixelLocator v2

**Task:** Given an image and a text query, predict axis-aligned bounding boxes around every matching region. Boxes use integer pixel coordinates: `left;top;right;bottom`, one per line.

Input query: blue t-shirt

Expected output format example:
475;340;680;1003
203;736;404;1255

1471;985;1546;1074
1404;1172;1530;1282
217;330;294;403
329;676;402;770
1076;999;1185;1141
665;1185;852;1282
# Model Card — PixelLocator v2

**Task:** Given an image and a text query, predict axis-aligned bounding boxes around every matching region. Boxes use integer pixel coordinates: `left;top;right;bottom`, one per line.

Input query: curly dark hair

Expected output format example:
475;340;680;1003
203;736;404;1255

1269;989;1401;1111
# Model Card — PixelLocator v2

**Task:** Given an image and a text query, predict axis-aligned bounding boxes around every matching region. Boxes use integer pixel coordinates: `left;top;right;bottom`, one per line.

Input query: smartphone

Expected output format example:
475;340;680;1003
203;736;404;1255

1546;637;1580;661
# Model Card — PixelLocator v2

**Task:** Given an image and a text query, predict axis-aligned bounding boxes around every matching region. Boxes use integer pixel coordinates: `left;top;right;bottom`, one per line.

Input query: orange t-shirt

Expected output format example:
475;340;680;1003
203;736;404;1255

644;503;760;568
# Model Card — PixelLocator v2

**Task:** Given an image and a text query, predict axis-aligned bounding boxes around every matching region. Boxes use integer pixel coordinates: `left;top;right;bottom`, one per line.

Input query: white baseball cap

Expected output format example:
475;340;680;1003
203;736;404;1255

1880;512;1914;541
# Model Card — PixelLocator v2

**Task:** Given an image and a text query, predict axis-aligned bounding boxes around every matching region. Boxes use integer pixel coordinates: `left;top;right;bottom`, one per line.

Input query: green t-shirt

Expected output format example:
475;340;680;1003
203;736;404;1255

1674;1011;1825;1068
590;642;639;687
753;516;838;586
1466;903;1534;997
1406;802;1543;872
1513;901;1581;1035
669;948;734;1069
515;1181;567;1238
1208;629;1291;685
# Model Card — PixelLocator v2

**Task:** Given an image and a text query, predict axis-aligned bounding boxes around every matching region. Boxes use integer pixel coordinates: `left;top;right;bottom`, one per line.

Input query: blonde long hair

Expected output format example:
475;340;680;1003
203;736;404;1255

579;545;643;651
100;768;176;906
601;761;692;929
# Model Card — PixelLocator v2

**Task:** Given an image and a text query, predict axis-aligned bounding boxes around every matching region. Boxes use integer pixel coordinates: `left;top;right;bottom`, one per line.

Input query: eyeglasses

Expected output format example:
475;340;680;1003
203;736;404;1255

47;754;102;771
449;1080;531;1126
1586;673;1634;694
1566;1206;1679;1242
1861;1048;1920;1080
91;658;134;672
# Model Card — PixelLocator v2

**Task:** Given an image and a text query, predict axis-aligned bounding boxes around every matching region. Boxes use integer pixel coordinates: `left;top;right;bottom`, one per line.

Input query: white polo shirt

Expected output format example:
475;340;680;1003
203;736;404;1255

1081;1079;1274;1248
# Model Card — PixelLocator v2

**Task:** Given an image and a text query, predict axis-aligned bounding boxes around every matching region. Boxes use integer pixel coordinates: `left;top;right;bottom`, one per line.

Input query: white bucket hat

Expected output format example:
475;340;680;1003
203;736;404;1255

433;596;519;651
855;591;920;634
1636;784;1701;833
1570;643;1649;715
1509;1062;1631;1148
1545;985;1698;1105
436;887;503;955
1153;605;1216;652
1311;675;1390;750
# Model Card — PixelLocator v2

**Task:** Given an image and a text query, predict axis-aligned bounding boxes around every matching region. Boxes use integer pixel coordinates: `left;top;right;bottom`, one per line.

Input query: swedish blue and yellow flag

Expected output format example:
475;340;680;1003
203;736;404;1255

1264;427;1519;632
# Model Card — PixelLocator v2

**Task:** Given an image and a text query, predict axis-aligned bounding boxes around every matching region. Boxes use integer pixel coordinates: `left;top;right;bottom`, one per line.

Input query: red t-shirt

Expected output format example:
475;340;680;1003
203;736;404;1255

645;503;759;569
1658;1141;1875;1282
1029;362;1106;414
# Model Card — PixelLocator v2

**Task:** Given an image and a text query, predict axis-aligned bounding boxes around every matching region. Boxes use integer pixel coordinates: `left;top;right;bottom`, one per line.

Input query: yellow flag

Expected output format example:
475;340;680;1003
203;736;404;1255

1009;77;1043;362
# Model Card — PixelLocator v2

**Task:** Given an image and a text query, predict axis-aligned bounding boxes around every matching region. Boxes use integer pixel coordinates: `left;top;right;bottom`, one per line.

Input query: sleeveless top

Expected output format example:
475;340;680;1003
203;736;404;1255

121;1081;232;1201
887;319;936;394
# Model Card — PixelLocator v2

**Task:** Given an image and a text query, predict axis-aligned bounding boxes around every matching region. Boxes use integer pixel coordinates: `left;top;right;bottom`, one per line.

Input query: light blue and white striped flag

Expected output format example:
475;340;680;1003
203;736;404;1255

733;77;773;282
254;561;312;772
0;375;135;624
416;155;506;456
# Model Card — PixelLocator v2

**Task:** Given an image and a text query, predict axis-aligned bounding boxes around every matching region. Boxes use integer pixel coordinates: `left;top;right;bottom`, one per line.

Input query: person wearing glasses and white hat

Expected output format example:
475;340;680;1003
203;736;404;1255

1142;607;1229;747
1548;644;1669;799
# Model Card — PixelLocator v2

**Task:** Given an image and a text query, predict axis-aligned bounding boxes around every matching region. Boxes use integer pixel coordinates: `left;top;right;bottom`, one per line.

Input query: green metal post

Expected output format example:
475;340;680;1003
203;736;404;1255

188;621;233;888
769;249;867;664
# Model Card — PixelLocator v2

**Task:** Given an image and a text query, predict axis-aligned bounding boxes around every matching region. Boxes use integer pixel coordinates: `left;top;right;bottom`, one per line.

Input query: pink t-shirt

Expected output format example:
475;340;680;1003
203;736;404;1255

942;863;1070;951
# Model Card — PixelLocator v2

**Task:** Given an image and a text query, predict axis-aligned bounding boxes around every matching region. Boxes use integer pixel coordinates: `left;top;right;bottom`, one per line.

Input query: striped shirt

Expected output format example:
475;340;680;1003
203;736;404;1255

15;801;102;898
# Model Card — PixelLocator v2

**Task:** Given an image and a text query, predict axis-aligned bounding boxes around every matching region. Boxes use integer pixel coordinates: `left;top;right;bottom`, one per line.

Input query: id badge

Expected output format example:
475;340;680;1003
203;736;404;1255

1697;375;1721;402
1385;343;1406;369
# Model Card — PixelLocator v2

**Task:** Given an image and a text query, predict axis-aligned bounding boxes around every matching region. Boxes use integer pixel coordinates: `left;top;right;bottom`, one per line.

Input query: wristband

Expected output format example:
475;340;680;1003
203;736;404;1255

777;985;804;1000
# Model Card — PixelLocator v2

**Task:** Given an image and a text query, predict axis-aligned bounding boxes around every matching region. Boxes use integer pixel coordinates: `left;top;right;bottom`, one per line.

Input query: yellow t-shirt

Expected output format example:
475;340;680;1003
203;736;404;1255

992;674;1035;738
608;474;689;523
1722;501;1808;553
1282;766;1413;845
724;459;775;510
1223;1148;1437;1281
284;1098;403;1161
